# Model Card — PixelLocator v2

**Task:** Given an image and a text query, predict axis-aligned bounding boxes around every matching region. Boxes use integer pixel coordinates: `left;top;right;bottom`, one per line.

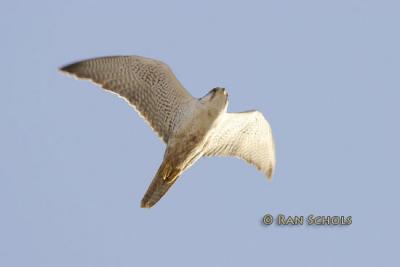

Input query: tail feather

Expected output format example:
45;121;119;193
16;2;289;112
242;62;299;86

141;162;181;208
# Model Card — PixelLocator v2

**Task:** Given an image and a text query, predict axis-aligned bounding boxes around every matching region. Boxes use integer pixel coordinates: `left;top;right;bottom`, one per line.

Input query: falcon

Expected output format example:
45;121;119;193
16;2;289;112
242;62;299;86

60;55;276;208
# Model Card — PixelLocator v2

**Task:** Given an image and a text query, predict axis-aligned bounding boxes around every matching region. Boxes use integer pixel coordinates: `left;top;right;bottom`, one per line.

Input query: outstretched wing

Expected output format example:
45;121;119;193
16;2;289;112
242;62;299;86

204;111;276;178
60;55;194;143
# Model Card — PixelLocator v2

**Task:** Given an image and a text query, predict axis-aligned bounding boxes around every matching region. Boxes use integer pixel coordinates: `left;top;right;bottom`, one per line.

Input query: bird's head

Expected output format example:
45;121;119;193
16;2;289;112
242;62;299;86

200;87;228;111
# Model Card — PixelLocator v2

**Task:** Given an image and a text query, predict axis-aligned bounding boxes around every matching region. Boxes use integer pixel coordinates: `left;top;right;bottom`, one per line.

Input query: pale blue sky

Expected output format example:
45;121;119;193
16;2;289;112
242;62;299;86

1;0;399;266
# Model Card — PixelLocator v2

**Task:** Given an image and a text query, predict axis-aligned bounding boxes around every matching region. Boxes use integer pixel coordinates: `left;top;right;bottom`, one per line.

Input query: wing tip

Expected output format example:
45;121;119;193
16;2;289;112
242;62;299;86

58;61;92;81
59;66;69;73
266;168;273;180
265;161;275;181
58;62;79;75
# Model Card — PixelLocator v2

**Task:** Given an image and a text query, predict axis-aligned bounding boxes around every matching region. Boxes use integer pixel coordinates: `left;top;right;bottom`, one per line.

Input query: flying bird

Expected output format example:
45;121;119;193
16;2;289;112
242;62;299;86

60;55;276;208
